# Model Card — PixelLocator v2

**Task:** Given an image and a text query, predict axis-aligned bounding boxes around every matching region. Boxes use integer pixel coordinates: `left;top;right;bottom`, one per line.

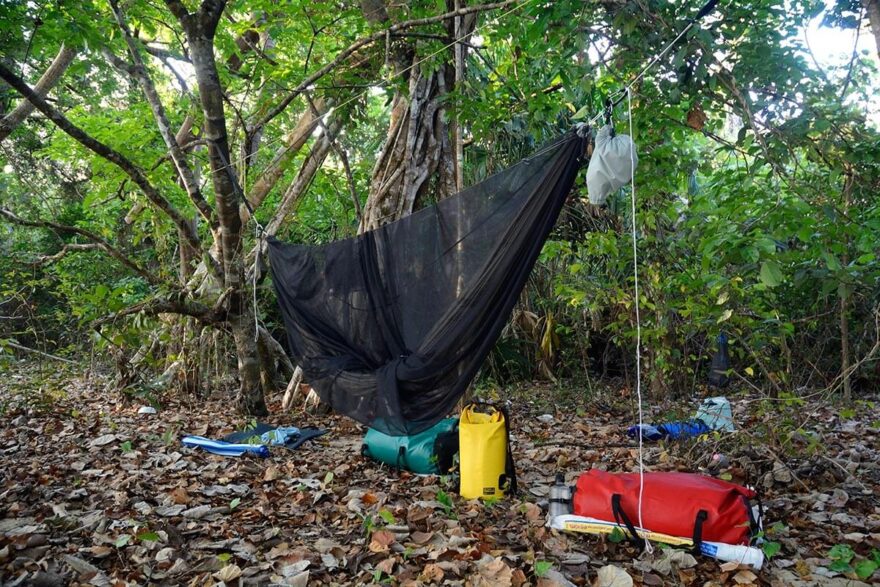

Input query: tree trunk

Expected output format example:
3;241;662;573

840;292;851;402
453;0;465;192
184;7;267;416
841;173;854;402
360;63;458;231
358;0;474;232
866;0;880;61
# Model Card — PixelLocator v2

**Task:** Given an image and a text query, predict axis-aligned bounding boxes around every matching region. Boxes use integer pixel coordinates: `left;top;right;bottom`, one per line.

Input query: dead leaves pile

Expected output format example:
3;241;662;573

1;369;879;586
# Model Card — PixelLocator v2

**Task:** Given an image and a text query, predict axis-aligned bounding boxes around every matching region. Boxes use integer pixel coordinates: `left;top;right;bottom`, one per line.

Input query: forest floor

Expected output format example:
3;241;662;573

1;362;879;587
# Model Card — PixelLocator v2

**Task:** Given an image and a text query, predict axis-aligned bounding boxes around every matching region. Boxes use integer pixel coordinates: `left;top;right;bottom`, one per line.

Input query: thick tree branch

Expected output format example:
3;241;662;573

183;45;246;290
0;62;206;262
109;0;218;231
244;100;327;218
163;0;191;23
0;207;165;286
34;243;101;264
94;294;216;325
0;43;77;141
170;0;254;333
306;93;361;220
247;117;341;279
158;54;192;94
3;340;77;364
247;122;340;282
198;0;228;36
140;41;189;62
254;0;517;129
101;47;136;76
265;119;341;236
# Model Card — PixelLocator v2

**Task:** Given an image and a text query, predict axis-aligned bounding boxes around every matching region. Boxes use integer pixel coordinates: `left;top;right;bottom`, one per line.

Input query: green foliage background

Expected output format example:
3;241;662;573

1;0;878;399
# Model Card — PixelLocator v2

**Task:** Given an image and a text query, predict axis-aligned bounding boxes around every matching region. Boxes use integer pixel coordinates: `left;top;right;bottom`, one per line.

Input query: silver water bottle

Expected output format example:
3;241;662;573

548;473;572;520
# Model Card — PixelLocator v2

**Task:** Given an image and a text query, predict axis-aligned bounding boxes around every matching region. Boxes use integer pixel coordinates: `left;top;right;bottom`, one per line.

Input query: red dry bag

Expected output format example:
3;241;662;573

572;469;757;545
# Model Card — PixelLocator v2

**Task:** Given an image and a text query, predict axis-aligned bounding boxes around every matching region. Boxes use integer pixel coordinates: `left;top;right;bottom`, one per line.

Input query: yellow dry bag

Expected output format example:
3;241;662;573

459;403;517;499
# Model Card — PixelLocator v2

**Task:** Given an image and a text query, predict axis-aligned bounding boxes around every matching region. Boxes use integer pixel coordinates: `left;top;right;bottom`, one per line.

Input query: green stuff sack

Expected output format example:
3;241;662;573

361;418;459;474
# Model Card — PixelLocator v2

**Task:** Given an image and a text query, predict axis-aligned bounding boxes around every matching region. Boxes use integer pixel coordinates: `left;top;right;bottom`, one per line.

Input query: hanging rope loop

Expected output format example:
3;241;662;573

604;97;616;137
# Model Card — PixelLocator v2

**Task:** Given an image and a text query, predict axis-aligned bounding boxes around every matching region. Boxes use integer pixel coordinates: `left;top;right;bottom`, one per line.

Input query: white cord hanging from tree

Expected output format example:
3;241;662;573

625;86;652;554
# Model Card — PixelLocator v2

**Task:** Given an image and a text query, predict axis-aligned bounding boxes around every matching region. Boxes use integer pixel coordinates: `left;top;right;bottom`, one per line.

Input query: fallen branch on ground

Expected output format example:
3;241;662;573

2;340;77;364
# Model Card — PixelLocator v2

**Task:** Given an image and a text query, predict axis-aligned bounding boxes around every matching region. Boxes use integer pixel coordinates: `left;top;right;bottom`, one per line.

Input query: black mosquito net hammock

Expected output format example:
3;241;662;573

268;131;587;435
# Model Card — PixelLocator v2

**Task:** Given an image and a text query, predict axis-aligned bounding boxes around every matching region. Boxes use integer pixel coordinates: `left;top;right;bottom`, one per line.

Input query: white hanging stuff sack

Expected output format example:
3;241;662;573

586;124;638;206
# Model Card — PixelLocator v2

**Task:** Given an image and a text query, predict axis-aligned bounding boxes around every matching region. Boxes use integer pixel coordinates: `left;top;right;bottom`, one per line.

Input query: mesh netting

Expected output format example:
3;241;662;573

268;131;586;435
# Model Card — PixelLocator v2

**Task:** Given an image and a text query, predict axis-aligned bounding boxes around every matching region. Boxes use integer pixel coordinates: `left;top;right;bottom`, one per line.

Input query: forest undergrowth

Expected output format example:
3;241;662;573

1;361;878;586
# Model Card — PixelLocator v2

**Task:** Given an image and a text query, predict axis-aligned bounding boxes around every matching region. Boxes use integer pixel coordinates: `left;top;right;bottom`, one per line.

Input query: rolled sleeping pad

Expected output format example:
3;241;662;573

549;514;764;569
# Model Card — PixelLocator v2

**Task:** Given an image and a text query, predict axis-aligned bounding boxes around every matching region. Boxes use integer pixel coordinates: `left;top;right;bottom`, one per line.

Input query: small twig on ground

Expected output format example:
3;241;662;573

3;340;76;364
731;370;765;395
529;440;636;449
748;437;810;492
820;455;868;492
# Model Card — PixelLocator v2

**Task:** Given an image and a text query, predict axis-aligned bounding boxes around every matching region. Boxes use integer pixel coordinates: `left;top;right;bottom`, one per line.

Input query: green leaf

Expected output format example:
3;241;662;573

115;534;131;548
608;527;625;543
483;496;500;507
136;531;160;542
823;252;842;272
362;513;375;534
756;237;777;254
717;309;733;323
229;497;241;510
378;509;396;524
572;105;590;120
759;261;784;287
828;544;855;563
762;541;781;559
855;559;878;580
437;489;452;508
120;440;133;453
829;560;853;574
534;560;553;577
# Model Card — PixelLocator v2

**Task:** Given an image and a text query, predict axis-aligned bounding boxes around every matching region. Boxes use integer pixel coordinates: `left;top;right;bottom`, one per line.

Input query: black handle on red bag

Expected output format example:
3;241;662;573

750;493;764;543
691;510;708;555
611;494;646;549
